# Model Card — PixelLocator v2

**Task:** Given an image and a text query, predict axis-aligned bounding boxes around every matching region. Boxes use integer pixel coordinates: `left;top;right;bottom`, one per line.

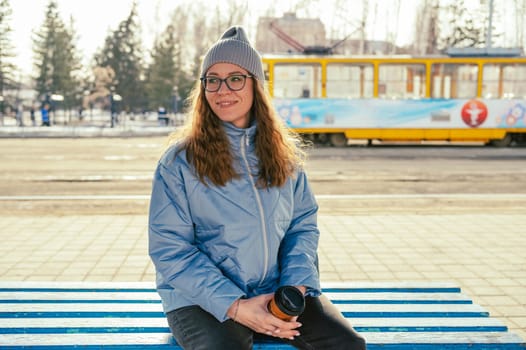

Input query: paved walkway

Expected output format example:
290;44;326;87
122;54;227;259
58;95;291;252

0;213;524;340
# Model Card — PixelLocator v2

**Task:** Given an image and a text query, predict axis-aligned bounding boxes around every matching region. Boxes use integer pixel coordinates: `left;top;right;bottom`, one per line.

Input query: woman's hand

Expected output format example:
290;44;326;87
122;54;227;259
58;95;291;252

295;285;306;295
228;294;302;340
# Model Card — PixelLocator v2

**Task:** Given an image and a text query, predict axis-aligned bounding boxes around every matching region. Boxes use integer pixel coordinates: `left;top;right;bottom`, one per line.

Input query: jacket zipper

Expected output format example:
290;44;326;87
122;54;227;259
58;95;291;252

241;132;269;285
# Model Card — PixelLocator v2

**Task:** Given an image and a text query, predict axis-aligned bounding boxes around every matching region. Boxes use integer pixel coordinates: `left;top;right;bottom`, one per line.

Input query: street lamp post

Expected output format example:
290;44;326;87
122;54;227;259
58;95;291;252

172;86;181;126
172;86;179;114
486;0;494;50
109;92;122;128
0;95;4;126
50;94;64;125
82;90;91;121
109;93;115;128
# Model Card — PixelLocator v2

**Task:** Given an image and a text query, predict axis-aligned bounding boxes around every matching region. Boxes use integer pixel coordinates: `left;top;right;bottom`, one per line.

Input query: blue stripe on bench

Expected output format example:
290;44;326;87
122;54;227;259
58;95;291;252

0;282;524;349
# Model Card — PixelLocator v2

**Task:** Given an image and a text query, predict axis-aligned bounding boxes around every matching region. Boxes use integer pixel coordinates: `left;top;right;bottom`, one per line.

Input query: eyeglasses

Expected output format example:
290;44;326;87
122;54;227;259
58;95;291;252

200;74;253;92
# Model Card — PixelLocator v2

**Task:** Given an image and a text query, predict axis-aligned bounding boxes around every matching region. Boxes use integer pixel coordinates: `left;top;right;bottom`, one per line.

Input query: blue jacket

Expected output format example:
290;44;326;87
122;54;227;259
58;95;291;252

148;121;321;322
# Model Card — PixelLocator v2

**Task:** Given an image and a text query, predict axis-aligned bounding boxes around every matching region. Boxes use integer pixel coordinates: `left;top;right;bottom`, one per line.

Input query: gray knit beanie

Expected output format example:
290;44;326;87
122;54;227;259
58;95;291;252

201;26;264;84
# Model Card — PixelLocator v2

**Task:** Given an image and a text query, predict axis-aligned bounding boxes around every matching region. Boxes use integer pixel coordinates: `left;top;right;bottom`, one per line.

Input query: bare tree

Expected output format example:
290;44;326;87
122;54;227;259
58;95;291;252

326;0;348;40
513;0;526;49
414;0;440;55
161;0;248;92
210;0;247;38
359;0;369;54
438;0;487;49
386;0;401;54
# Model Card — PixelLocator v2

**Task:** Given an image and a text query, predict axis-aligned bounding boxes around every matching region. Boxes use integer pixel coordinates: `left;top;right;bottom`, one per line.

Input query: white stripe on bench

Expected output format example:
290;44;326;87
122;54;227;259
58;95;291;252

0;316;509;330
0;291;473;303
0;281;523;350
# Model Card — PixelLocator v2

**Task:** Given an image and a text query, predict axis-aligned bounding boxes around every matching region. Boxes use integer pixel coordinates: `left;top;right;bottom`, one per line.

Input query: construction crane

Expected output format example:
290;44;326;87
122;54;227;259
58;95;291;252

268;20;355;55
268;20;334;55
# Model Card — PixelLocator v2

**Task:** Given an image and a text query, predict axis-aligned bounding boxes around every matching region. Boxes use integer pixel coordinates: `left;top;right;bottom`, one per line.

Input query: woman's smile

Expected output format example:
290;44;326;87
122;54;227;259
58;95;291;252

205;62;254;128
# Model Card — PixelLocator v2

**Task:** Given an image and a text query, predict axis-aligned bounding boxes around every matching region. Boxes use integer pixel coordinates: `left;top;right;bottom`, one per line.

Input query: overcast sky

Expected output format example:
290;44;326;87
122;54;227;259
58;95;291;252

7;0;521;78
7;0;427;77
10;0;171;77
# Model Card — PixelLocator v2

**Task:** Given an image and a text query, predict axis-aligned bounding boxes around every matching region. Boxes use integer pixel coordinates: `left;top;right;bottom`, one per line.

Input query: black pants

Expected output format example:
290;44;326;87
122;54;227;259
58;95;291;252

166;294;366;350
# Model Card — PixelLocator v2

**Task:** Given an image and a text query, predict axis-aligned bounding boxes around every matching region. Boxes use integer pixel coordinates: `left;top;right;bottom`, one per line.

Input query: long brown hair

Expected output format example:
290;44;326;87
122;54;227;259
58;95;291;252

167;80;306;188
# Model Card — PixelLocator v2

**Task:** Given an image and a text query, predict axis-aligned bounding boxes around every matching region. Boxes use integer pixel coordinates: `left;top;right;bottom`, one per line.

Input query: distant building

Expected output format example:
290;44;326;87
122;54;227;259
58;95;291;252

255;12;328;54
255;12;404;56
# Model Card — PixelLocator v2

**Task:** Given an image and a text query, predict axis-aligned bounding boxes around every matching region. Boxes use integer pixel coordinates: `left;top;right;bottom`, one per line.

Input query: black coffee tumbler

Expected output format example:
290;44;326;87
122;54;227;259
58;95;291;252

268;286;305;321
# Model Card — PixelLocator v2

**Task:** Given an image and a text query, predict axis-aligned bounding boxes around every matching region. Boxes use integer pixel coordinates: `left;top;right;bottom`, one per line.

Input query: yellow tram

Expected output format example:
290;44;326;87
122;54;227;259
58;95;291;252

262;54;526;146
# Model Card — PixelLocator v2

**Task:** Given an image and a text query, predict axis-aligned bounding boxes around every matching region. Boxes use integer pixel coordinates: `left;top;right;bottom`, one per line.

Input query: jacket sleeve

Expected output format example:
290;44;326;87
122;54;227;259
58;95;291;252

148;160;245;321
278;170;321;295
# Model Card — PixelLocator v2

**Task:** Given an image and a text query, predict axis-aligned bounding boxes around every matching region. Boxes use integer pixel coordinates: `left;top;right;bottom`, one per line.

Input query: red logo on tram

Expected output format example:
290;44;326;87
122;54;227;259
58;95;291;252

461;100;488;127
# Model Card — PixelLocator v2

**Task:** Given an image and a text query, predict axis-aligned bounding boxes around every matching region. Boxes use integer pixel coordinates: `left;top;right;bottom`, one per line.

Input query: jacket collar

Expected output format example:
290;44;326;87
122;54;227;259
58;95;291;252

222;120;257;151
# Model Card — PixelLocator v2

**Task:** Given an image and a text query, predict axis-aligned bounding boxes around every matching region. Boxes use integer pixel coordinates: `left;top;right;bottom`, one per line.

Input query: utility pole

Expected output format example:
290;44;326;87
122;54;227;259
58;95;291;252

486;0;494;49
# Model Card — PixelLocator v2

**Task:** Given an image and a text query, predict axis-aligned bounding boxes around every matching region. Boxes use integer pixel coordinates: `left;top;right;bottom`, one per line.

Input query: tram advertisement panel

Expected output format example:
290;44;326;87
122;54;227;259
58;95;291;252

275;98;526;129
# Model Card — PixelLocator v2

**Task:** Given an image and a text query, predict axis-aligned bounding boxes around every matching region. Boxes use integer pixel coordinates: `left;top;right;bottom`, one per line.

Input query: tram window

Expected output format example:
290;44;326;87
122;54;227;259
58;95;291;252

431;64;478;98
273;64;322;98
482;64;500;98
482;64;526;99
326;63;373;98
378;64;426;99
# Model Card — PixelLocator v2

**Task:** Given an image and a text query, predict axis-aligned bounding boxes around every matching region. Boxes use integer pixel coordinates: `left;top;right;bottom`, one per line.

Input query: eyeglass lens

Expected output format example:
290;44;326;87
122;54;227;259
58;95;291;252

204;75;247;92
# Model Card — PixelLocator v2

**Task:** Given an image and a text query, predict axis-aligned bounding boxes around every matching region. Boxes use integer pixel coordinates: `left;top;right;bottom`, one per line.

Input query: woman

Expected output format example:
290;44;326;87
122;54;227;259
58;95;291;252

148;26;366;350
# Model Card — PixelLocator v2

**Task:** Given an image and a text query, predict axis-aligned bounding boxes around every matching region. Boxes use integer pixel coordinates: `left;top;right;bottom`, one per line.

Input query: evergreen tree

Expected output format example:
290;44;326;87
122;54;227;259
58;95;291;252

169;5;198;111
94;1;144;113
60;17;83;111
145;24;177;111
33;0;81;109
0;0;16;102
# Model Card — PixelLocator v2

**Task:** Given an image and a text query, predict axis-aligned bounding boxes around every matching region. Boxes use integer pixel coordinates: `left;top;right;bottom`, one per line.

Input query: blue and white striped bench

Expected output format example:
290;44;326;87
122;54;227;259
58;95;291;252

0;282;524;349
